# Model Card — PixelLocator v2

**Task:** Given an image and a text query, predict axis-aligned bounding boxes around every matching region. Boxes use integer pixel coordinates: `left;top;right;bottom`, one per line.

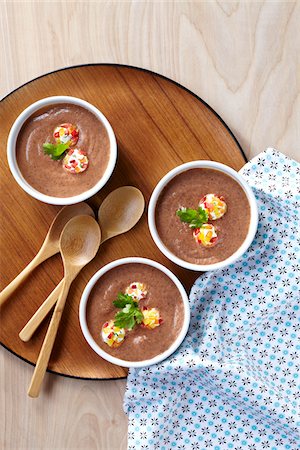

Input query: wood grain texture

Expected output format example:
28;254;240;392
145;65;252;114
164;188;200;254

0;1;299;450
0;349;128;450
0;64;245;380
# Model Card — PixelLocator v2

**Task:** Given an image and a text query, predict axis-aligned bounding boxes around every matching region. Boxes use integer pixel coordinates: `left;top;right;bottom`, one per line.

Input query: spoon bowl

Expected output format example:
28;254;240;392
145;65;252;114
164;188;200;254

98;186;145;242
60;216;101;270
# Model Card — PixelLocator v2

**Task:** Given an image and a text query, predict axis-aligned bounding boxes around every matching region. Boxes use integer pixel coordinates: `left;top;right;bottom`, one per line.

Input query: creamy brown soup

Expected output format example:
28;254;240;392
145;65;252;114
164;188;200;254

16;103;110;197
86;263;185;362
155;168;251;265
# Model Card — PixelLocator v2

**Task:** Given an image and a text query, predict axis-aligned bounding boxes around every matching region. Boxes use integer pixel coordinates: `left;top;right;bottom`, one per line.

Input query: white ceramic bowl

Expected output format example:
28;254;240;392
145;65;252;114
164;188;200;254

148;160;258;271
7;96;117;205
79;257;190;368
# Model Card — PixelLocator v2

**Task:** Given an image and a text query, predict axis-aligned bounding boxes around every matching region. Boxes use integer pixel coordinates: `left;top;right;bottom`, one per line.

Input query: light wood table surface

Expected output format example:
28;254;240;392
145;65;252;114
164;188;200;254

1;2;299;449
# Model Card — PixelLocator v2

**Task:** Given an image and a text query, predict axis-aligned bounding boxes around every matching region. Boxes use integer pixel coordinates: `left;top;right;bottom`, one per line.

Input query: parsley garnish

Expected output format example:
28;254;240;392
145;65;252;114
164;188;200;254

176;207;208;229
113;293;136;309
113;293;143;330
43;141;70;160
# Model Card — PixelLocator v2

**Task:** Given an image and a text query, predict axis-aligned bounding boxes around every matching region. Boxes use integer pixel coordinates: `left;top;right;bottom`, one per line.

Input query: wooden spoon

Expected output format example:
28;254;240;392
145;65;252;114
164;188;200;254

0;202;94;306
19;186;145;342
28;215;101;398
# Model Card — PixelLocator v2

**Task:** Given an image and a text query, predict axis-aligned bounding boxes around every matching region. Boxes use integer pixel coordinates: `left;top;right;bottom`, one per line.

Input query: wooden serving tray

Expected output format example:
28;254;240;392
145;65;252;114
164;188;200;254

0;64;246;379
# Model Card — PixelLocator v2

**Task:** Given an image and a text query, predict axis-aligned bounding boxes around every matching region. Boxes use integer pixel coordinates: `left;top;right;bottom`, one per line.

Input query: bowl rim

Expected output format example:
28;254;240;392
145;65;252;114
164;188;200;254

79;257;190;368
7;95;117;205
148;160;258;271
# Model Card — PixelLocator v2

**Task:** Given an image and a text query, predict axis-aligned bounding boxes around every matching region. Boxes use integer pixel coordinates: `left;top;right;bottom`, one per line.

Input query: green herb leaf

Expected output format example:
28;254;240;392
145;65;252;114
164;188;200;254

114;304;143;330
114;311;135;330
176;207;208;229
135;308;144;324
43;141;70;160
113;292;144;330
113;292;138;309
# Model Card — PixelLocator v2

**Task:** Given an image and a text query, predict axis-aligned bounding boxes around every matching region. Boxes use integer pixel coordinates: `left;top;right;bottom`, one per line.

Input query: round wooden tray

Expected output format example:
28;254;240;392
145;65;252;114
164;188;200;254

0;64;246;379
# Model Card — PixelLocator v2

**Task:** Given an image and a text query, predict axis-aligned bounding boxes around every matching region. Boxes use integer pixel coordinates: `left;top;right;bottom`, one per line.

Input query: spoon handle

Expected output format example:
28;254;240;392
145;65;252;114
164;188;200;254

27;278;72;398
19;279;64;342
0;245;56;307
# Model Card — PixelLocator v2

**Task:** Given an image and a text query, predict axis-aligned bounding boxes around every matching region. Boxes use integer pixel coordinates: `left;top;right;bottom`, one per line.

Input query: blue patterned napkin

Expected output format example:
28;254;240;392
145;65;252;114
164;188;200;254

124;148;300;450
